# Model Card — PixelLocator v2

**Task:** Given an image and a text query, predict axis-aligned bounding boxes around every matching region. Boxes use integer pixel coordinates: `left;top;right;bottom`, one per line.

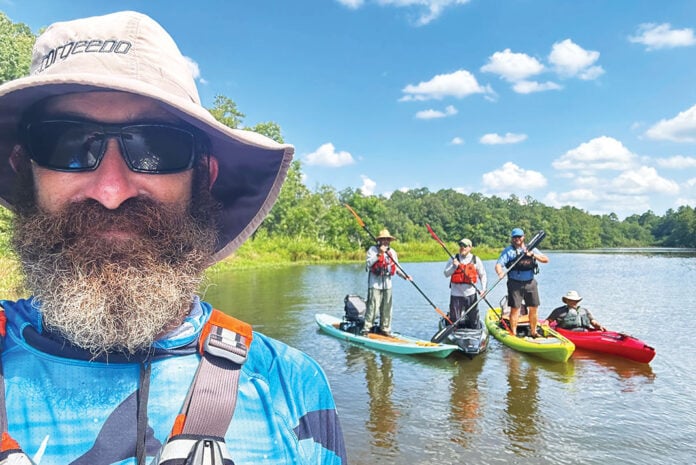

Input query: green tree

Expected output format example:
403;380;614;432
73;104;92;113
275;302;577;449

247;121;284;144
0;12;35;84
208;95;245;129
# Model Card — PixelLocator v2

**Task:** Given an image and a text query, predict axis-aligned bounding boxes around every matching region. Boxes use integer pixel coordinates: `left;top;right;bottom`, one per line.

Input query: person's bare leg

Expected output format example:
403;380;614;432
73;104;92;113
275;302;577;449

528;306;539;336
509;307;519;336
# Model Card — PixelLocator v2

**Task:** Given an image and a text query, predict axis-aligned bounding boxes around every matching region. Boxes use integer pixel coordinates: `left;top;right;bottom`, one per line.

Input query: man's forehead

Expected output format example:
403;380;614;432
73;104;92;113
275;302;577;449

33;91;177;123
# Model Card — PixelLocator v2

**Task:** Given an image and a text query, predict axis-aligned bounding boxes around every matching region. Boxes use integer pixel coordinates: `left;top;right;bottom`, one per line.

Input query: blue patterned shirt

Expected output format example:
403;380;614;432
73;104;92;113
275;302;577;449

0;297;346;465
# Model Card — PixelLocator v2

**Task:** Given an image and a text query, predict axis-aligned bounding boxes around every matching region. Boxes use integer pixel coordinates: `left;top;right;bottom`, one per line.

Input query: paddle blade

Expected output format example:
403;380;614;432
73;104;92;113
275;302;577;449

431;321;457;343
344;204;365;227
527;230;546;250
426;223;441;243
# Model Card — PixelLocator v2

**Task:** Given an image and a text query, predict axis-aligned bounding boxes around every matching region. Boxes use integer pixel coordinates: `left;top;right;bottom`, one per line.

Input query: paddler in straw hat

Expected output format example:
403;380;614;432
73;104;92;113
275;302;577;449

364;228;411;337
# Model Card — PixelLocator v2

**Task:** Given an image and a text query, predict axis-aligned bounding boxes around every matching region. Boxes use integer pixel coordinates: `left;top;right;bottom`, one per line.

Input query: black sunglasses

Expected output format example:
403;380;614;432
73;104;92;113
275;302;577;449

23;119;202;174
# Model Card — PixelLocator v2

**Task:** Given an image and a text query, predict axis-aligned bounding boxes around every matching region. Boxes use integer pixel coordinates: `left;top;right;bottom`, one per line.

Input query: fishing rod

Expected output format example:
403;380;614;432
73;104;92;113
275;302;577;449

431;229;546;343
425;223;499;320
344;204;452;324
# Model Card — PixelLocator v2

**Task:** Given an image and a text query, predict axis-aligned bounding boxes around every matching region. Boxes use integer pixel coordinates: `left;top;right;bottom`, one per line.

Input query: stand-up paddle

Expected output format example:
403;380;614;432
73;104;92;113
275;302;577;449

431;229;546;343
345;204;452;323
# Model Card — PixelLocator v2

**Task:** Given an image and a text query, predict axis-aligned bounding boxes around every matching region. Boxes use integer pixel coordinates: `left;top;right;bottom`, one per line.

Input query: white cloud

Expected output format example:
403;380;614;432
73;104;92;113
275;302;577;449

544;190;652;216
480;48;545;82
336;0;364;8
629;23;696;50
544;189;599;208
512;80;562;94
415;105;458;119
360;175;376;195
676;196;696;208
184;56;207;84
656;155;696;169
450;137;464;145
401;69;491;101
480;132;528;145
337;0;470;25
610;167;679;195
545;164;680;217
482;162;547;191
677;178;696;207
377;0;471;26
645;104;696;142
304;143;355;167
552;136;635;172
548;39;604;80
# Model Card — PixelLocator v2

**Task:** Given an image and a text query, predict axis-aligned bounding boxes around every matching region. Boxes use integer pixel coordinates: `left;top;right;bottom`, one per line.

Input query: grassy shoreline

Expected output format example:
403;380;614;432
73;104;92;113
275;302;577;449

1;236;499;301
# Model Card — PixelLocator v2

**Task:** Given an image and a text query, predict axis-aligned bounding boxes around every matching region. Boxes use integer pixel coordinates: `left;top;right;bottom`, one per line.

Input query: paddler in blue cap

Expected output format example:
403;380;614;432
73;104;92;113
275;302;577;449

495;227;549;338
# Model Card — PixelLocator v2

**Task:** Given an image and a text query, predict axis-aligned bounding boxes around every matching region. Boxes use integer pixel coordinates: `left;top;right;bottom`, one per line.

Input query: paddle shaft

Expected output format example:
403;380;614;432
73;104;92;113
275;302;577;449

344;205;450;321
431;230;546;343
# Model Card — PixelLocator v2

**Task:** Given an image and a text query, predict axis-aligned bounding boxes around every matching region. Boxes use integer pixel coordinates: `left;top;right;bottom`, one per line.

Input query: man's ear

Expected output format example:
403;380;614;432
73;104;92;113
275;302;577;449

207;155;219;190
9;145;25;173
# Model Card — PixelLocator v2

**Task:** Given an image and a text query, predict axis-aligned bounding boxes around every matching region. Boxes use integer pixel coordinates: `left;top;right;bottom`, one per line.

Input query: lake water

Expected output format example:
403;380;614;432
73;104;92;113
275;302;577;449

203;250;696;465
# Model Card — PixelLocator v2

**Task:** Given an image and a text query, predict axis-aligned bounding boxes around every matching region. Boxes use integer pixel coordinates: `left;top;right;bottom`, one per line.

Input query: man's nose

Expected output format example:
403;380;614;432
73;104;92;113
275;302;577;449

82;138;140;209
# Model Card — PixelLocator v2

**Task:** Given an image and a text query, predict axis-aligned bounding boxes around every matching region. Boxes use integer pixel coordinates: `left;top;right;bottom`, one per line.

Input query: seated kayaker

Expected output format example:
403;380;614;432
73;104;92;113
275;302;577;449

544;290;606;331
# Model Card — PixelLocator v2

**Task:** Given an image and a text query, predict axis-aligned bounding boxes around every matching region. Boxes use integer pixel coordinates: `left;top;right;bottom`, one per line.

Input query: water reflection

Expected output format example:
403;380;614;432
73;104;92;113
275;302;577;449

448;358;484;447
572;350;656;391
344;347;399;454
364;352;399;450
504;352;542;452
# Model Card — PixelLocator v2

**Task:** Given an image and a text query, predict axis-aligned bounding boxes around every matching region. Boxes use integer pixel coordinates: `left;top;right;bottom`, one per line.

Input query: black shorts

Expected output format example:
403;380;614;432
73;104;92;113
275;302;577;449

507;279;540;307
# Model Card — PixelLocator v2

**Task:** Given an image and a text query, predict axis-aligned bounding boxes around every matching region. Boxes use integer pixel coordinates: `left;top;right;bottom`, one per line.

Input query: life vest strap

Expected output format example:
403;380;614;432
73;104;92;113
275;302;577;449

174;310;252;439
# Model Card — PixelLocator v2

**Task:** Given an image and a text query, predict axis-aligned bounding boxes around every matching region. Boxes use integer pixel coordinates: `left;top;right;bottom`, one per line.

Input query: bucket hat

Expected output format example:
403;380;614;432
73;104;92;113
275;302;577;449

376;229;396;241
458;238;472;247
561;290;583;303
511;228;524;237
0;10;293;264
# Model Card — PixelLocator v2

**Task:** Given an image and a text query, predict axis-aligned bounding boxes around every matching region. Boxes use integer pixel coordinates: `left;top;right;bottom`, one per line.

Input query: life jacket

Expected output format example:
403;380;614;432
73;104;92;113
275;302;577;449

557;306;591;330
0;306;251;465
506;250;538;273
370;251;396;276
450;254;478;285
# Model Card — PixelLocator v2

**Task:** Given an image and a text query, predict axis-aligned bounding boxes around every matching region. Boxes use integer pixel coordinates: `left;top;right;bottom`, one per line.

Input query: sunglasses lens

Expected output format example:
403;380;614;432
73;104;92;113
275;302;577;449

25;122;197;173
121;125;196;173
27;121;103;171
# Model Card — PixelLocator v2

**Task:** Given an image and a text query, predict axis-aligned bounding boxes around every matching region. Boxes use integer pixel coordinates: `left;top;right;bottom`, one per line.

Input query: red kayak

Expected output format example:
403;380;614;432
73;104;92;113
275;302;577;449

551;325;655;364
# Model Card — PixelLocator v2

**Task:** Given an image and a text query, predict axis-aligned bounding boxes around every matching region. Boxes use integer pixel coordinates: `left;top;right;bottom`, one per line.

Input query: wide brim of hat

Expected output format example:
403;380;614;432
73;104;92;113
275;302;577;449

0;73;293;264
562;296;583;303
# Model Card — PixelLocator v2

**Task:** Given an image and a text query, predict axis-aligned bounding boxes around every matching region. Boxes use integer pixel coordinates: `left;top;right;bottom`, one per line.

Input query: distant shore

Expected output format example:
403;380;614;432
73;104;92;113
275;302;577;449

0;237;499;301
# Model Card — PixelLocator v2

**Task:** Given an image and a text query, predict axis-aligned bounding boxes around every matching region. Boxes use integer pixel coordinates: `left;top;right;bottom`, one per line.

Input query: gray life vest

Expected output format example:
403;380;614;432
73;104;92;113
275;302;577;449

557;306;591;329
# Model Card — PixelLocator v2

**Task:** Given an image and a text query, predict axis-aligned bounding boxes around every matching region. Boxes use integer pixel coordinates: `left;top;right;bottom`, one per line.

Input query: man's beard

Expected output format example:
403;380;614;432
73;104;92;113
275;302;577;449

11;168;219;356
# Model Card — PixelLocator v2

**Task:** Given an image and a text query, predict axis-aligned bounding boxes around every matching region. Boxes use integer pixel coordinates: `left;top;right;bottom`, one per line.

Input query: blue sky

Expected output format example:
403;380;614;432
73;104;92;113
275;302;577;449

3;0;696;218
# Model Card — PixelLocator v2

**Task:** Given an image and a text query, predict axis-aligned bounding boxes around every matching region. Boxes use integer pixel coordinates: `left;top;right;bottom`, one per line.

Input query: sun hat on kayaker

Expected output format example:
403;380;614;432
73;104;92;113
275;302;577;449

511;228;524;237
376;229;396;241
0;10;293;264
562;290;583;303
458;238;473;247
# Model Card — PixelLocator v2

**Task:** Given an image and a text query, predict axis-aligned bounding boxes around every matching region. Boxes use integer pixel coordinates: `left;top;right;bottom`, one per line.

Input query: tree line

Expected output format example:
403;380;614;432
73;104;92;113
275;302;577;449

257;163;696;250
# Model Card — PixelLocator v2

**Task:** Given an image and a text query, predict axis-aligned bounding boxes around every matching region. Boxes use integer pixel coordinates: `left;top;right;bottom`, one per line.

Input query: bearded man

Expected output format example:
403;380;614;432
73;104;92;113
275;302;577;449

0;11;345;465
